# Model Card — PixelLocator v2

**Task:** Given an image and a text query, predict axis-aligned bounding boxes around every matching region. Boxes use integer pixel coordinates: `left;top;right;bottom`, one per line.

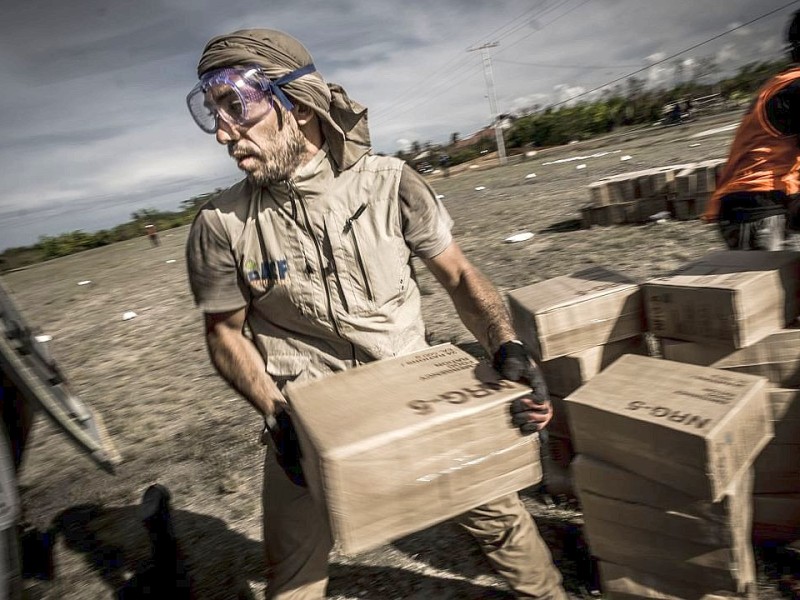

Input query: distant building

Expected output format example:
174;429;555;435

451;115;515;149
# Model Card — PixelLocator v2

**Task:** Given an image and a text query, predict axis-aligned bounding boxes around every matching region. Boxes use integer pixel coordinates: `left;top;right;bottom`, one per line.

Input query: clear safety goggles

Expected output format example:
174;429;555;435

186;63;317;134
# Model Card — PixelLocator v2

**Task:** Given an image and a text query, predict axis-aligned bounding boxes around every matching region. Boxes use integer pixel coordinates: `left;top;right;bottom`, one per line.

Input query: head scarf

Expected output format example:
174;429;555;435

198;29;371;171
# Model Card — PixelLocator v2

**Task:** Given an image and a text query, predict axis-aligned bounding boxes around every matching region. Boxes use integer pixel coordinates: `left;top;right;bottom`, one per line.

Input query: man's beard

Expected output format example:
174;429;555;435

232;119;308;184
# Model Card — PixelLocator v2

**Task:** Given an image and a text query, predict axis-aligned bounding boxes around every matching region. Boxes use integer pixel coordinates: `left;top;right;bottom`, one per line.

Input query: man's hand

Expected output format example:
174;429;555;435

492;341;552;435
261;409;307;487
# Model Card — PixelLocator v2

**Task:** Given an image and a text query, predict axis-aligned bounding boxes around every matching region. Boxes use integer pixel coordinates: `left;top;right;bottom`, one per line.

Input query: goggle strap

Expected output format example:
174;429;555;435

268;63;317;111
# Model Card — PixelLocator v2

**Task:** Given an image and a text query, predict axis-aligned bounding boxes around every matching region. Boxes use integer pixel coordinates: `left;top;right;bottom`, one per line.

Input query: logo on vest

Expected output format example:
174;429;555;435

244;258;290;291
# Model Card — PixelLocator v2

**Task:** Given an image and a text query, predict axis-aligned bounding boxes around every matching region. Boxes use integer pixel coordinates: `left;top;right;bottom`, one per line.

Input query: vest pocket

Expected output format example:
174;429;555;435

324;211;407;316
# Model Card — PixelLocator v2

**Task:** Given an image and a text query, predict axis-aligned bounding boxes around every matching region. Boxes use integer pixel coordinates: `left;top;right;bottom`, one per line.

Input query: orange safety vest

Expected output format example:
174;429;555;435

704;67;800;222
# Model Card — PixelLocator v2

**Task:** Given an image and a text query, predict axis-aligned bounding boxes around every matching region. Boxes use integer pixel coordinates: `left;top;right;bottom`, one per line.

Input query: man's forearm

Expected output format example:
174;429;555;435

449;267;516;355
206;327;284;417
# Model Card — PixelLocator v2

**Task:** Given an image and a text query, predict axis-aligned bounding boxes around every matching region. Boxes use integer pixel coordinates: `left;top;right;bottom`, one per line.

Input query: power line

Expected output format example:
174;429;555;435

543;0;800;111
496;0;593;55
371;1;573;123
495;57;641;70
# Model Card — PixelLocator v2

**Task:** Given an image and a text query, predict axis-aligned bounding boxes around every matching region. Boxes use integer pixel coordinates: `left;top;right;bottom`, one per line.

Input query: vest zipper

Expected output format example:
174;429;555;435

344;203;374;302
289;180;344;339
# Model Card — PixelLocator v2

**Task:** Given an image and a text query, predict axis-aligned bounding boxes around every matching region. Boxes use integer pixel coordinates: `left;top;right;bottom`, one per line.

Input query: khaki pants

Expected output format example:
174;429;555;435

262;451;566;599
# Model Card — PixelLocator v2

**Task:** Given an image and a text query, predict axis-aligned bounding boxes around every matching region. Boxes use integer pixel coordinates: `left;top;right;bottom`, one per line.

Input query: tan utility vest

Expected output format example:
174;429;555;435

209;148;429;387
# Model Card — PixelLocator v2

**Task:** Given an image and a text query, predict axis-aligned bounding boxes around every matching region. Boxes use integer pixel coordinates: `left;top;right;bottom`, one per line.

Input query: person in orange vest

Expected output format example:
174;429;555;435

704;9;800;250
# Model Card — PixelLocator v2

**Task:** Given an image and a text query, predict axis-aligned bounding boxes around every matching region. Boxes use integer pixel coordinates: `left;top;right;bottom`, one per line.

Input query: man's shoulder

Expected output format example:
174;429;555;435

349;153;406;174
200;179;251;212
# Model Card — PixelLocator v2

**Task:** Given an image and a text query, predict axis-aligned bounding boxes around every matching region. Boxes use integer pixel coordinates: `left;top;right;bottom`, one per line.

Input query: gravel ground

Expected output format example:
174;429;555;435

2;109;791;599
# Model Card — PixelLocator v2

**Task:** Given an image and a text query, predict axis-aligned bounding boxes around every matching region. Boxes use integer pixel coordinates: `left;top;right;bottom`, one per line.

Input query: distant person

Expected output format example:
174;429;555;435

668;101;682;125
145;224;160;247
439;153;451;177
184;28;566;600
703;9;800;250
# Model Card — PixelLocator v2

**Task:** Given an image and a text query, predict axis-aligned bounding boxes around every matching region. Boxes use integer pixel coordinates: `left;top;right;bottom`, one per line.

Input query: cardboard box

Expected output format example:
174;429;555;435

585;517;753;592
508;266;643;361
565;354;771;501
768;388;800;442
661;328;800;387
753;444;800;494
541;335;647;397
753;493;800;543
546;432;575;469
547;395;571;438
284;344;542;555
644;251;800;348
598;561;755;599
573;456;753;548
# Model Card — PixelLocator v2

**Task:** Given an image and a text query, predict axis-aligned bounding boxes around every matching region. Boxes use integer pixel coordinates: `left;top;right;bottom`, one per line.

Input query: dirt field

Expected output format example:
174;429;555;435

2;110;790;599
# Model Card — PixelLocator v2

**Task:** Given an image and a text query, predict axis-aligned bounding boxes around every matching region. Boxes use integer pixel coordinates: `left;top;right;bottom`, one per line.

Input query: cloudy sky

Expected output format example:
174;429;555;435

0;0;795;250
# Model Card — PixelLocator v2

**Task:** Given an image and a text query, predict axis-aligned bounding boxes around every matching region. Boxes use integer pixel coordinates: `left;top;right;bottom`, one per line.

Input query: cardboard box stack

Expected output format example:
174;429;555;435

650;250;800;545
566;354;771;598
672;158;727;220
580;160;726;227
581;165;691;227
284;344;542;555
507;266;646;493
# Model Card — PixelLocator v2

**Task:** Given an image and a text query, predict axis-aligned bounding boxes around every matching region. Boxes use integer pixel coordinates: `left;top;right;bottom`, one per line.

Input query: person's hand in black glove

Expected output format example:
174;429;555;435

261;409;306;487
492;340;552;435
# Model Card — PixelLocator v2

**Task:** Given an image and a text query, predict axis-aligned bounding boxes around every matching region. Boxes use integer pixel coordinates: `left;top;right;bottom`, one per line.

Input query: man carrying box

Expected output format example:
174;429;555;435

184;28;565;600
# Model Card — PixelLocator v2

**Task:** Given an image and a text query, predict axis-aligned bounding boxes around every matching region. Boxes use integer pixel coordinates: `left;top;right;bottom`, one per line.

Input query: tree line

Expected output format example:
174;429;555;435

0;57;788;273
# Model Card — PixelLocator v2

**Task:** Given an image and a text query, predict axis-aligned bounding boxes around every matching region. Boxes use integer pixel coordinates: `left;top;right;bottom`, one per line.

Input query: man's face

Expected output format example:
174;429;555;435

188;66;308;184
215;103;308;185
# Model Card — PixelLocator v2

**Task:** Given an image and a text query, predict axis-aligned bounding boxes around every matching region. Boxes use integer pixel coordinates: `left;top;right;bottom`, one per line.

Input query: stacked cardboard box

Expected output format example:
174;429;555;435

284;343;542;555
672;158;727;221
566;354;771;598
650;251;800;544
507;266;646;494
645;251;800;349
581;165;690;227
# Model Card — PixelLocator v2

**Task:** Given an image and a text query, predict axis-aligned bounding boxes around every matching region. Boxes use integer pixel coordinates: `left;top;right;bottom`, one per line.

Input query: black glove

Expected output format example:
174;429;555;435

262;410;306;487
493;341;550;435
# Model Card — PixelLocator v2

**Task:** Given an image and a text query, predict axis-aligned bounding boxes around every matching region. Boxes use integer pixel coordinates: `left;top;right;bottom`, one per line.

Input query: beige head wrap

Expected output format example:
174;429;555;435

197;29;371;171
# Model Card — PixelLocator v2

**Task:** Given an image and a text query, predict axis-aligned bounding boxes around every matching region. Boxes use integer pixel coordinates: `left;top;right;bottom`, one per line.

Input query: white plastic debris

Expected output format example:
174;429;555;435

165;259;177;264
689;143;702;147
620;155;632;161
525;173;537;179
77;280;92;286
649;211;671;222
525;150;538;158
122;311;138;321
436;194;445;200
34;335;52;343
475;186;486;191
576;164;586;170
504;231;535;243
469;165;479;169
